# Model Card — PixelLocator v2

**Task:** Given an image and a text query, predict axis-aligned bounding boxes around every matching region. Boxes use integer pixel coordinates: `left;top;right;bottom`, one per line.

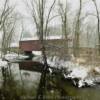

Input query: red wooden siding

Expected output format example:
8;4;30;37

19;40;42;51
19;39;72;52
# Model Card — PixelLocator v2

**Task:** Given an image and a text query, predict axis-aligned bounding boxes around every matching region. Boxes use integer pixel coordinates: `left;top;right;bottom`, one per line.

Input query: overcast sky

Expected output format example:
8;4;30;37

13;0;100;31
0;0;100;44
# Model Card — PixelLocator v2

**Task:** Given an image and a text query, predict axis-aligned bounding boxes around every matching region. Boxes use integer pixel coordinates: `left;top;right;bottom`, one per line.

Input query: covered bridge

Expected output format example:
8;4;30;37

19;39;70;52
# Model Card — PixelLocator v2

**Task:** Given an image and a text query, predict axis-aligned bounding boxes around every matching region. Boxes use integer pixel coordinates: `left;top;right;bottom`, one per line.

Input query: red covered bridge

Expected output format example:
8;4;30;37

19;40;42;51
19;38;72;52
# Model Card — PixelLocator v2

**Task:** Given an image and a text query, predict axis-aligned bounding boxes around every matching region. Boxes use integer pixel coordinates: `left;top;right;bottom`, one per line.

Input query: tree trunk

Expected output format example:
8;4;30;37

73;0;82;57
36;0;48;99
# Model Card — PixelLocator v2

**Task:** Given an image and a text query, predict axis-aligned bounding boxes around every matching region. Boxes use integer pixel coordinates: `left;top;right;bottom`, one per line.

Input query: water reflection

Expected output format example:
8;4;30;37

0;62;100;100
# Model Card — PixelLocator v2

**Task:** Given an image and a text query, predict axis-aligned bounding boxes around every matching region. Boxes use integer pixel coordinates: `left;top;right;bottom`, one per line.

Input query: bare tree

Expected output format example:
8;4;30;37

58;0;69;54
0;0;17;57
73;0;82;57
25;0;56;99
92;0;100;55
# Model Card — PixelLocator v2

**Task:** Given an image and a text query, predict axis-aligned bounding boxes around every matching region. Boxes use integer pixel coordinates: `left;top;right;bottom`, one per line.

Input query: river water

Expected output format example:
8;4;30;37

1;62;100;100
63;80;100;100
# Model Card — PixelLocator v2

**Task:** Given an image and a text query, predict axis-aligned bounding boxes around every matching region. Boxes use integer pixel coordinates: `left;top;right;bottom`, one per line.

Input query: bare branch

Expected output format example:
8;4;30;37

48;15;60;22
44;0;56;35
